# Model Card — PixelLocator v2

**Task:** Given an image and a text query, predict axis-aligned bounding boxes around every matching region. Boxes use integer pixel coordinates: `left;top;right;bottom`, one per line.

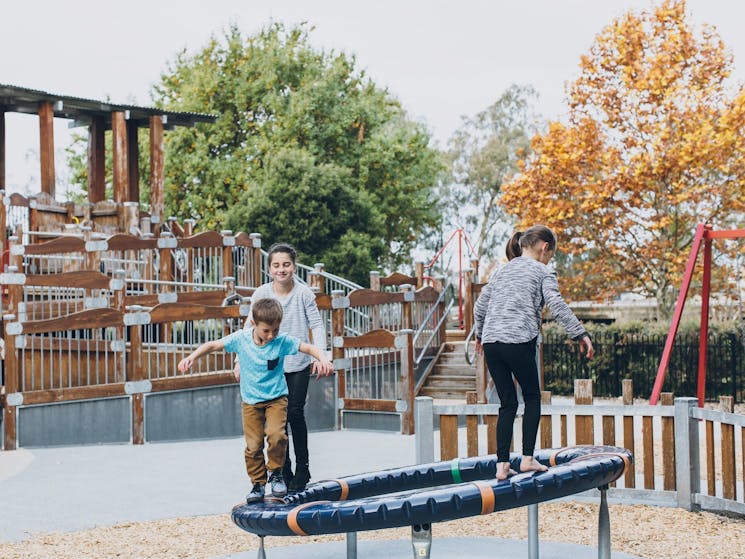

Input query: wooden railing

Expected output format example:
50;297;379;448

414;379;745;516
0;232;451;447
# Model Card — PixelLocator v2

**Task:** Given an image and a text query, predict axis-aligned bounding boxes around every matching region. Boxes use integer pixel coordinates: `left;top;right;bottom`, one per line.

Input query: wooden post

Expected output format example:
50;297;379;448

0;110;5;191
3;236;21;448
112;111;128;203
38;101;56;197
331;290;346;430
127;301;145;444
401;328;415;435
120;201;139;236
462;268;473;333
88;115;106;203
574;379;593;444
475;348;486;404
661;392;676;490
159;231;174;341
369;271;381;329
539;391;553;449
440;415;459;460
126;120;140;203
414;260;424;289
621;379;636;487
222;230;234;281
0;190;5;260
470;258;479;282
643;412;655;490
720;395;736;500
250;233;262;287
369;271;381;290
183;218;195;237
401;284;413;330
314;263;326;294
2;311;19;449
308;271;320;292
466;391;479;456
149;115;164;226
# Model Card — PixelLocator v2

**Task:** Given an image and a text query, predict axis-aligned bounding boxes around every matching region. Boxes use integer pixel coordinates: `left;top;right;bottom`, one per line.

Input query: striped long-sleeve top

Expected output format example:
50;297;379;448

248;281;326;373
473;256;587;344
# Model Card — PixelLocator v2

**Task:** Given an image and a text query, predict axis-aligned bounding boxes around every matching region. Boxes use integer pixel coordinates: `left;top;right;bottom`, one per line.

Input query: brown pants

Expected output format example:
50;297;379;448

241;397;288;485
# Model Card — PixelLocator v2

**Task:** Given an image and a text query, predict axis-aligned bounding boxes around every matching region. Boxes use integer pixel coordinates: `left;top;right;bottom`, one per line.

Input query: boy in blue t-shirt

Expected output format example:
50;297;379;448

178;298;333;503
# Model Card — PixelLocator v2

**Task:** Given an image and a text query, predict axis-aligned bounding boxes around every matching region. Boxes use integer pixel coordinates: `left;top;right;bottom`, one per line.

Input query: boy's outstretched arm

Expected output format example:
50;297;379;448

178;340;225;373
299;342;334;376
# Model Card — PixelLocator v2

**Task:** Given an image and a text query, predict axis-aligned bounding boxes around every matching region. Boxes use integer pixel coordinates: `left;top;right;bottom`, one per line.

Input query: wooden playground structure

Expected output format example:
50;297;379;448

1;83;744;523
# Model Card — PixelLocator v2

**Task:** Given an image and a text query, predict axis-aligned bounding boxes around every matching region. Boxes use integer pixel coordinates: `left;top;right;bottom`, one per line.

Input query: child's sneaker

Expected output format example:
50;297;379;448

246;483;265;503
288;466;310;492
268;469;287;497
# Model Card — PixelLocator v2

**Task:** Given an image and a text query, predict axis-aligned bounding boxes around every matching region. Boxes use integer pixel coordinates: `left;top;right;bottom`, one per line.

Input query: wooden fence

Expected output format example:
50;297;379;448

415;379;745;515
0;230;450;447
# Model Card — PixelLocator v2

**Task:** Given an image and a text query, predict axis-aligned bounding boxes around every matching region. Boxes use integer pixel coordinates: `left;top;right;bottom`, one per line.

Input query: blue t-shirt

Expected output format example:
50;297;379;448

223;329;301;404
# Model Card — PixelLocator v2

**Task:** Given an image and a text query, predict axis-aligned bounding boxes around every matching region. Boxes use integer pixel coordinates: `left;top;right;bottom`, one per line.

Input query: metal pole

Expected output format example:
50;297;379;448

411;523;432;559
597;486;610;559
346;532;358;559
256;535;266;559
528;503;539;559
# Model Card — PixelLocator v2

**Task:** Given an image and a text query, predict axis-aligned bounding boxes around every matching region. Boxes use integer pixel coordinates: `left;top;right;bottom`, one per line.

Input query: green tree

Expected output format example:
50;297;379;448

446;84;540;265
152;22;444;277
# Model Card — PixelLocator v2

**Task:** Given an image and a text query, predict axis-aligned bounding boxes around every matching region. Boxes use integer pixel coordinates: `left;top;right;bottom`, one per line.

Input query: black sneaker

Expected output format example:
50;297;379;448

268;469;287;497
288;466;310;492
282;463;294;488
246;483;265;503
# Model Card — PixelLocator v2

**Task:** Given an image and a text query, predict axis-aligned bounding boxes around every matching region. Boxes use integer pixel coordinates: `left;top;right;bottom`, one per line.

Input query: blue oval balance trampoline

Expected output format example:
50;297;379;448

231;445;632;558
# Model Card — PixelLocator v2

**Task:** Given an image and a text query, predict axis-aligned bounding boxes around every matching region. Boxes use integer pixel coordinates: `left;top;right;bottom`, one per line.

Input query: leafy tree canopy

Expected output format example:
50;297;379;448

446;84;540;267
151;22;445;280
501;0;745;318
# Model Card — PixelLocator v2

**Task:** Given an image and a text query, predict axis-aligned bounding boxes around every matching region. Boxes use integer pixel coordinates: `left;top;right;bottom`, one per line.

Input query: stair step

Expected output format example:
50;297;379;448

433;365;477;375
419;387;472;399
427;373;477;382
426;381;477;390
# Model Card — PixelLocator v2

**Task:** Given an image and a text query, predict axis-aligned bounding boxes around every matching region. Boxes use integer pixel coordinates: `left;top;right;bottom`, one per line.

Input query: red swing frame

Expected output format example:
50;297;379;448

650;223;745;406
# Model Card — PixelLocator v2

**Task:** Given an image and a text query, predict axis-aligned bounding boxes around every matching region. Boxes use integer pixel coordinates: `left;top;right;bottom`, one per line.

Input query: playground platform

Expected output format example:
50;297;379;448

0;430;643;558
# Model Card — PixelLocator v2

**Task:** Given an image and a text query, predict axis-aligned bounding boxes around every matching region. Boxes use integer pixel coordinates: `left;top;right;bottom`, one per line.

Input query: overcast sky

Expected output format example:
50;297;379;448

2;0;744;195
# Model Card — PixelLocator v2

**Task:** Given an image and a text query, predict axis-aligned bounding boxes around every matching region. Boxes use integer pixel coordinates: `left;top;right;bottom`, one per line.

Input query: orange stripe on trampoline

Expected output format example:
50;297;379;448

329;479;349;501
549;446;578;467
472;481;495;515
287;501;329;536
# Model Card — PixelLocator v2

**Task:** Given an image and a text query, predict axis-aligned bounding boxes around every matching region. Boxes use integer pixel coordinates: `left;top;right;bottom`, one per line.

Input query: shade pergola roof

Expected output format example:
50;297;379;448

0;83;217;129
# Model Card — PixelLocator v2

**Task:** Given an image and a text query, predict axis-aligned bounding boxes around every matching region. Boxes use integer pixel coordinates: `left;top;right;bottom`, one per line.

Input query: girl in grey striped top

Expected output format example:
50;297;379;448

236;243;329;492
474;225;594;480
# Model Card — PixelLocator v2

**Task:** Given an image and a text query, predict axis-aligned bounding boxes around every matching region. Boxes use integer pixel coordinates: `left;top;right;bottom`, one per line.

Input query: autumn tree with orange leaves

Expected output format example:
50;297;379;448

501;0;745;319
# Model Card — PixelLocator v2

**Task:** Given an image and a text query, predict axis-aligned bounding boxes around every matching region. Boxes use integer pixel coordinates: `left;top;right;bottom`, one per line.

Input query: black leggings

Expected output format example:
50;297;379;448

284;365;311;469
483;338;541;463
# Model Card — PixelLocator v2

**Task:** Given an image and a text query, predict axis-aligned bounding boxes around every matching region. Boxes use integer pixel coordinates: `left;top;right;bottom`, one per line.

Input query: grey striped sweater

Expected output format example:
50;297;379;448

247;281;326;373
474;256;587;344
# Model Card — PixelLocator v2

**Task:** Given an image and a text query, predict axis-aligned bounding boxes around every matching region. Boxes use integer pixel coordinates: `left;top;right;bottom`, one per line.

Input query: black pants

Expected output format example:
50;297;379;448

483;338;541;463
284;365;311;471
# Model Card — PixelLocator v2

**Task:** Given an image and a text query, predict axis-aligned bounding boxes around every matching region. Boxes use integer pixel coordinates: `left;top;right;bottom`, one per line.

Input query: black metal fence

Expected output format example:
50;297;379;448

542;331;745;402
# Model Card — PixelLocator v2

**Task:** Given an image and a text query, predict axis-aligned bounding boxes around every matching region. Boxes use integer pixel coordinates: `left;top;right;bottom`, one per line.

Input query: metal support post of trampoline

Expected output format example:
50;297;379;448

256;535;266;559
411;523;432;558
597;485;610;559
346;532;358;559
528;503;539;559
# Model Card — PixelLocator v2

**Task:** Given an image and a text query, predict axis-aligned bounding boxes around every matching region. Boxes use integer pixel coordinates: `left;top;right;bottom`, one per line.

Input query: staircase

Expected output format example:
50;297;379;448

419;341;478;400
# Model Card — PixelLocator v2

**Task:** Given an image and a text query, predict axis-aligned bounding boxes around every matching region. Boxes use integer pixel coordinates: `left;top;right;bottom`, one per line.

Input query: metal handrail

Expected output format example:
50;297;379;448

464;323;478;365
414;299;454;366
413;280;453;346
